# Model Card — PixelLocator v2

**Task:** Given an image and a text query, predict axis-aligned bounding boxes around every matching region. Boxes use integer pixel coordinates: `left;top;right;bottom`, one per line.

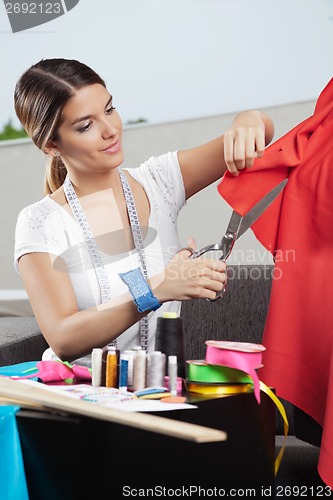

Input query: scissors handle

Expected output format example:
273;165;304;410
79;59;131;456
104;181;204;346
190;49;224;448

191;234;233;301
189;243;223;259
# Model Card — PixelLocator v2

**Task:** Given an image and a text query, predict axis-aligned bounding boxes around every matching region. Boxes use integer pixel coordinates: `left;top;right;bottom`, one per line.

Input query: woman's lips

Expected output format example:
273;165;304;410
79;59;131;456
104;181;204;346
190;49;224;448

102;141;121;154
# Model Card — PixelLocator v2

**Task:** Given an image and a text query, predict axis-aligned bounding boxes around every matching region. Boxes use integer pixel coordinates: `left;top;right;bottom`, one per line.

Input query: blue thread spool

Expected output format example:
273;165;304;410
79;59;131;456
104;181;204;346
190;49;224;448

154;312;186;379
118;353;129;392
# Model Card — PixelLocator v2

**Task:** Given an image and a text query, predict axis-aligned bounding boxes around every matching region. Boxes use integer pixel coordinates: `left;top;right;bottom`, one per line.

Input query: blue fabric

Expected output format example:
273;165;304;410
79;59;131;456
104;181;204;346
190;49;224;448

0;406;29;500
0;361;38;378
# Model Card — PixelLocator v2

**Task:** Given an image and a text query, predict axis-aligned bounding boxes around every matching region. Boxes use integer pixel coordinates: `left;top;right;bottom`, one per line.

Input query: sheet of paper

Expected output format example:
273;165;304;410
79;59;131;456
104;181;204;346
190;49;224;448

18;380;197;412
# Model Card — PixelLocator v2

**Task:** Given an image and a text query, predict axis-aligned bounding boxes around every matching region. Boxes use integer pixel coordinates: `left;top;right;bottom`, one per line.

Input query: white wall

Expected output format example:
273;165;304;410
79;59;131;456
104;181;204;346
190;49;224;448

0;0;332;129
0;99;315;293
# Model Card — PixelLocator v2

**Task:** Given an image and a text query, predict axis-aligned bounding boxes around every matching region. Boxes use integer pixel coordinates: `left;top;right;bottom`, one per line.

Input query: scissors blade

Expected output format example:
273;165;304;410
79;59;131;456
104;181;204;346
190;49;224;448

224;209;243;237
216;210;243;261
236;178;288;239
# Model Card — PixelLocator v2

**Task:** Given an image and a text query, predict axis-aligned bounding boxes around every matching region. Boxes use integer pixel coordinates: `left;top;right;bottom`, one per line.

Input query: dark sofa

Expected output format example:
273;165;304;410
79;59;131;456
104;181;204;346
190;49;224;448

0;264;325;487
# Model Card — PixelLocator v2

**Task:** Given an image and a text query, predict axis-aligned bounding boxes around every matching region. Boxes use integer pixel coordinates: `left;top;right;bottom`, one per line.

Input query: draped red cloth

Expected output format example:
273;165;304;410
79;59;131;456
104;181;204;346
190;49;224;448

218;77;333;488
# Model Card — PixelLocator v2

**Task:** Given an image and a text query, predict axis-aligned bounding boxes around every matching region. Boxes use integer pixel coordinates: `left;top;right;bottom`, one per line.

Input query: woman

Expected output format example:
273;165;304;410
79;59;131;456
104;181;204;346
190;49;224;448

14;58;274;362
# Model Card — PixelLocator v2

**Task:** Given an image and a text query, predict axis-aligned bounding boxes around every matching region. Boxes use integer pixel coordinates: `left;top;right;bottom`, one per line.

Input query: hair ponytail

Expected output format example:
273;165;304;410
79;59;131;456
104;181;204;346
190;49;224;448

44;155;67;195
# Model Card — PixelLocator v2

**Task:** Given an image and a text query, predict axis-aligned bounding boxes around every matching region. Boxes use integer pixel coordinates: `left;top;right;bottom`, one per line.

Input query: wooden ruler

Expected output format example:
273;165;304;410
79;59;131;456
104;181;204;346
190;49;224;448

0;377;227;444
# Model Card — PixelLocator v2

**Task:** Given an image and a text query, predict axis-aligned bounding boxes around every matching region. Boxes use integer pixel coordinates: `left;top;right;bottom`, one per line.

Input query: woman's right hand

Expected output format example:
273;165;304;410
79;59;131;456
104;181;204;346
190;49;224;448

153;248;227;302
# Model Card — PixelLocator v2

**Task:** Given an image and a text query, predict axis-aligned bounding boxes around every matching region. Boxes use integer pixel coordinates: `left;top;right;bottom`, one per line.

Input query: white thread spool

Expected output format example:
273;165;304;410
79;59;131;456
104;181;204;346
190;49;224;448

132;350;147;391
168;355;178;395
147;351;166;388
91;348;103;387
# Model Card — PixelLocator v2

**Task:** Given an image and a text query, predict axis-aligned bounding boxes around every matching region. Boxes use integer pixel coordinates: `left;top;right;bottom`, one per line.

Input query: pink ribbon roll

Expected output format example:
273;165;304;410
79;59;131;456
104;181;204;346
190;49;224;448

205;341;265;404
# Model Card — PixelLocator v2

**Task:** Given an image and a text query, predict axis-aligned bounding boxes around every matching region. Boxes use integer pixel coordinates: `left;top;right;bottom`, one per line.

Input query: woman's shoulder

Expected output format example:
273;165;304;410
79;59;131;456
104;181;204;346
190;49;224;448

14;195;72;269
124;151;182;186
124;151;186;219
142;150;179;172
17;195;59;221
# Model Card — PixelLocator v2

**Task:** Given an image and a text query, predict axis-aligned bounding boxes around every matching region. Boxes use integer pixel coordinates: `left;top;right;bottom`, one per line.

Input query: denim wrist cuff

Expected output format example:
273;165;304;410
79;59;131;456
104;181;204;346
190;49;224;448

119;268;161;313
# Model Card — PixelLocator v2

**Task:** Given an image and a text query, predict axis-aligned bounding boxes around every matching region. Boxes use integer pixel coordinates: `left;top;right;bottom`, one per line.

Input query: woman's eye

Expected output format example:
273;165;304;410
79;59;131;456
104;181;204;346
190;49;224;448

77;122;92;133
106;106;116;114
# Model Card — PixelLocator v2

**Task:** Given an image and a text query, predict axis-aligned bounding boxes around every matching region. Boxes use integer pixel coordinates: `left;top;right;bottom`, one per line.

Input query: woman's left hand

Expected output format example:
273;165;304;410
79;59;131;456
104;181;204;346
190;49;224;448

223;110;274;176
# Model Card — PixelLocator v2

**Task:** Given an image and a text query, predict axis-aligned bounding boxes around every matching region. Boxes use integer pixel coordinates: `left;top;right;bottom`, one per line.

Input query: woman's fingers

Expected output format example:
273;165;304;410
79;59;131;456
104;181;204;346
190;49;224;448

157;250;227;302
174;254;226;283
224;112;267;174
224;129;239;175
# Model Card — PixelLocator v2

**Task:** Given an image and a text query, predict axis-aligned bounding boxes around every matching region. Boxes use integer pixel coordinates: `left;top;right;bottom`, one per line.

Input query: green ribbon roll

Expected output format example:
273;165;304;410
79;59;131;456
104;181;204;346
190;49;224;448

187;360;253;384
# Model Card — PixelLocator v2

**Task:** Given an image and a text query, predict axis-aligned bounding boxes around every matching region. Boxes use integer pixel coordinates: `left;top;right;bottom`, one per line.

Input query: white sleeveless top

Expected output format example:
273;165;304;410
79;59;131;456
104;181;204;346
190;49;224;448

14;151;186;355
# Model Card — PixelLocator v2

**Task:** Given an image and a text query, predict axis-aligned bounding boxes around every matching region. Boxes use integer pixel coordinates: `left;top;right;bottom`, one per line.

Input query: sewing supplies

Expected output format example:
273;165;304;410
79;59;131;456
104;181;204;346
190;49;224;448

123;349;135;390
134;387;169;397
167;355;178;395
186;360;252;385
186;382;253;395
132;349;147;391
134;386;180;401
185;358;254;395
204;341;265;404
105;346;118;388
155;312;186;379
91;348;103;387
184;339;288;473
160;396;187;404
146;351;166;387
164;375;183;394
118;353;129;393
90;338;262;403
80;386;135;405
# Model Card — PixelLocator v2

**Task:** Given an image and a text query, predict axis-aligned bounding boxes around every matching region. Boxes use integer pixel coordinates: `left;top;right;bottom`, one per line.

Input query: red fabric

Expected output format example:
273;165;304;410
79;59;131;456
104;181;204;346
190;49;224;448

218;77;333;488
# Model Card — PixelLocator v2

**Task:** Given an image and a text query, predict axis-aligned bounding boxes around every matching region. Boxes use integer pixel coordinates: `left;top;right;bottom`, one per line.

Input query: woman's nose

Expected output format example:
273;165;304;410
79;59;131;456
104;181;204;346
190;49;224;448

101;116;117;139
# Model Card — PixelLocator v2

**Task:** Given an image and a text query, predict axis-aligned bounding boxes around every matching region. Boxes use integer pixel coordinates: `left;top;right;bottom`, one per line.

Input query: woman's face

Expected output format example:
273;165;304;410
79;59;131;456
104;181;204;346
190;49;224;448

54;83;124;176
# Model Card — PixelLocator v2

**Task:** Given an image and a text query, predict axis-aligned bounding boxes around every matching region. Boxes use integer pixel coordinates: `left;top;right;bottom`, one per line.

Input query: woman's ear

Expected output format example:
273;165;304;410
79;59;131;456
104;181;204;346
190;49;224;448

44;141;60;157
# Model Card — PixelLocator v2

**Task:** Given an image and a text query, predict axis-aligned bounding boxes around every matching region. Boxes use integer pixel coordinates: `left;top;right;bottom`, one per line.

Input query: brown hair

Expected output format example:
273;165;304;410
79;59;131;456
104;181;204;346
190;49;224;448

14;58;106;194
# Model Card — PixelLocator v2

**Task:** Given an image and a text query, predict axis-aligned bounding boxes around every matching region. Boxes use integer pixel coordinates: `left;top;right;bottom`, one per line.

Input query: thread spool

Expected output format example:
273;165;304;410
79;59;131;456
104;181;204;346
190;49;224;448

118;353;129;393
124;350;135;390
155;312;186;379
132;350;147;391
168;355;178;395
146;351;166;387
91;348;103;387
101;347;108;386
105;346;118;388
92;347;109;386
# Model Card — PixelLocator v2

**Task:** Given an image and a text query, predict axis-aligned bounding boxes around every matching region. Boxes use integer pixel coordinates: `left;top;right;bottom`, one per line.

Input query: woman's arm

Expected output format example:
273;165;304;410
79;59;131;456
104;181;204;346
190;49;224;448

18;249;226;361
18;253;143;361
178;110;274;200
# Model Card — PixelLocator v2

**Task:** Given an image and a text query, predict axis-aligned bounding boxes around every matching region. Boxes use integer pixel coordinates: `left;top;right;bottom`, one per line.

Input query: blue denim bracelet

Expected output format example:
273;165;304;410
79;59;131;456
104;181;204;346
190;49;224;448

119;268;161;313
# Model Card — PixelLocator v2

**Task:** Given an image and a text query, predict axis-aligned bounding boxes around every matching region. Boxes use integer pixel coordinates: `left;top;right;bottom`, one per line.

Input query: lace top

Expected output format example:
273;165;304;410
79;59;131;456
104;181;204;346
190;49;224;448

14;151;186;353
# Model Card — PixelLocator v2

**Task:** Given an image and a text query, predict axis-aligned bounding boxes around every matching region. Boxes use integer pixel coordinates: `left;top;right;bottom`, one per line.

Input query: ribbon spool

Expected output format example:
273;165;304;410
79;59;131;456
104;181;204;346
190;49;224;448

187;360;253;384
154;312;186;379
186;381;253;395
204;341;265;404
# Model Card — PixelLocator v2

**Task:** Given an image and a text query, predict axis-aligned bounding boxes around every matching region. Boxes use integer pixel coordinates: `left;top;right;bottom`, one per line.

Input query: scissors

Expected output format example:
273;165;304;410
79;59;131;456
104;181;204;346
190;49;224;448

183;178;288;301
